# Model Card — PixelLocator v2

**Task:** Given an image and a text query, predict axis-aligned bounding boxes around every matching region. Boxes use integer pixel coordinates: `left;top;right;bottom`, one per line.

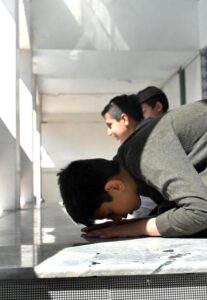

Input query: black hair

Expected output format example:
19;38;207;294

137;86;169;112
101;94;143;123
57;159;120;226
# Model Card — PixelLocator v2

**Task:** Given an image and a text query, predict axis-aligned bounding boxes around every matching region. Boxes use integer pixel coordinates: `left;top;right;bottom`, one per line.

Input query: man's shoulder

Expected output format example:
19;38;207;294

123;117;160;145
115;117;161;163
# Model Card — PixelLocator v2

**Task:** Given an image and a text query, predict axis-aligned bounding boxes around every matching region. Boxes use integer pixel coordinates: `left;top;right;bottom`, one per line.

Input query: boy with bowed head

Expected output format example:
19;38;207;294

58;100;207;239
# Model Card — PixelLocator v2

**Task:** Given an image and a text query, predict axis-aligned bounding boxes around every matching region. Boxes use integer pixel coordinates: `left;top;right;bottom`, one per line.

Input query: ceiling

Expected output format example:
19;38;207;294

31;0;200;112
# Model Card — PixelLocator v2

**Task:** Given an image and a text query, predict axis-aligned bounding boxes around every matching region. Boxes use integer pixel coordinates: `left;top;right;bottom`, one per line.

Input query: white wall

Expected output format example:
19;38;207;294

0;0;18;211
0;120;17;210
198;0;207;49
41;111;120;203
163;0;207;107
41;171;62;204
164;54;202;108
163;74;180;109
41;115;118;169
0;1;38;211
185;55;202;103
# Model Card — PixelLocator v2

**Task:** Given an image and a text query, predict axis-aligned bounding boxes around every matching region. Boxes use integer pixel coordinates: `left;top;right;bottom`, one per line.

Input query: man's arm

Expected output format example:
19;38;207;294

81;218;160;239
137;111;207;237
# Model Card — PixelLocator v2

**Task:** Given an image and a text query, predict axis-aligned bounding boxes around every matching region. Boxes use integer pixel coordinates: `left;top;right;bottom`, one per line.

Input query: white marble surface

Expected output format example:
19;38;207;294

35;237;207;278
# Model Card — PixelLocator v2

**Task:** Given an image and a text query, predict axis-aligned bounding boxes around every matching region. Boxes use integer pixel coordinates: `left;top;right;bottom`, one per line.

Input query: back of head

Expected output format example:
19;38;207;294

101;94;143;123
57;159;120;226
137;86;169;112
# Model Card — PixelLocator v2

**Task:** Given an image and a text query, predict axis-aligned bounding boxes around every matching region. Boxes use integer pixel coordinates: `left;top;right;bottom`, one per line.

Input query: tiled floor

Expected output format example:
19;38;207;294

0;197;88;275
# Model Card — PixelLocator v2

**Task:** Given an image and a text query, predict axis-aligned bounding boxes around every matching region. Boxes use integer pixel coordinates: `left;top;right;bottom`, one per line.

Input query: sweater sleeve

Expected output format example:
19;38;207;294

133;116;207;237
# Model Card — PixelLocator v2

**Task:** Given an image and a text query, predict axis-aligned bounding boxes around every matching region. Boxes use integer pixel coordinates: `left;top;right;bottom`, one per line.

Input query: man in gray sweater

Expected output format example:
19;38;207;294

58;100;207;238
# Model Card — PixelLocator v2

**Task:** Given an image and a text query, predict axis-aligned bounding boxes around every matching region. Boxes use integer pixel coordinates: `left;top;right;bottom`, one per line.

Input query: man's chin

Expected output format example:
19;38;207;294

115;136;124;144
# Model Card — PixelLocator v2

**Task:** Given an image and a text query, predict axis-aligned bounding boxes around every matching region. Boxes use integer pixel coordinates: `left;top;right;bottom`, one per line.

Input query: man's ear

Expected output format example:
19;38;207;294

104;179;125;192
120;113;129;126
155;101;163;112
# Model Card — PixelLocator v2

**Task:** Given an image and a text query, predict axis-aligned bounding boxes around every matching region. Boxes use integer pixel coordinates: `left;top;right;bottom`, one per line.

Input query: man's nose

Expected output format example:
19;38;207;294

107;128;113;136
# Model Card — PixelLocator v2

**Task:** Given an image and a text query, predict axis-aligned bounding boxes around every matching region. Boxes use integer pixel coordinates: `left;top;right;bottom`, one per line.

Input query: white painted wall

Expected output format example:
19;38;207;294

0;120;17;210
198;0;207;49
0;1;37;211
163;75;181;109
41;114;119;170
41;109;121;204
164;54;202;108
41;171;62;204
185;55;202;103
0;0;17;211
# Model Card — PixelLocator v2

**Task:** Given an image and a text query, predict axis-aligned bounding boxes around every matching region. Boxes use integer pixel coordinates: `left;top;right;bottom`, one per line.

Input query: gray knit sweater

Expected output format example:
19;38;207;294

115;100;207;237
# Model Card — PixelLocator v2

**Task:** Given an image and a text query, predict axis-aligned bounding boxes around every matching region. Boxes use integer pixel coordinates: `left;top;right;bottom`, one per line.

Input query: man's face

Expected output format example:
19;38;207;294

141;102;163;119
94;177;141;222
103;112;129;144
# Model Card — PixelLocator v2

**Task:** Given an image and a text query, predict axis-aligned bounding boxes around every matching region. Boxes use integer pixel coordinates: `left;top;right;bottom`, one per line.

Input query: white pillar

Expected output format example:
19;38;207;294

19;50;34;206
33;87;42;207
18;0;35;207
0;0;18;211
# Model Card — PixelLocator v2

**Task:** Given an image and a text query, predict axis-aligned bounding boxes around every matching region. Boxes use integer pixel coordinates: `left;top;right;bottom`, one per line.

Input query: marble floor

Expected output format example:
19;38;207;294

0;196;88;278
0;192;157;273
0;195;152;279
2;196;207;280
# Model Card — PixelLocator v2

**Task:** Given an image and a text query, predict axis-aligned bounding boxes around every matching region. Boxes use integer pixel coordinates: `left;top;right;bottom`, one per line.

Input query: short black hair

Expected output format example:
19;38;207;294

137;86;169;112
57;159;120;226
101;94;143;122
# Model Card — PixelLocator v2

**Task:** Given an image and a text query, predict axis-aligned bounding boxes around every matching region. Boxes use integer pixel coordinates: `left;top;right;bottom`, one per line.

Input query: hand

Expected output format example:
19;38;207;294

81;218;160;239
81;218;141;235
81;220;115;233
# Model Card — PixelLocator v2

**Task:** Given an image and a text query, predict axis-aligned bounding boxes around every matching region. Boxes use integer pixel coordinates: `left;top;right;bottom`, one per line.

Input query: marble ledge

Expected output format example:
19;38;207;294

35;237;207;278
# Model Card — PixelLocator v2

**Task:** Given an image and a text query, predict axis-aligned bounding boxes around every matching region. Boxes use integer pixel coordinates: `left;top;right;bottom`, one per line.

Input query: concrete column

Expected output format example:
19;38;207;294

19;50;34;206
18;0;35;207
33;87;42;207
0;0;18;211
